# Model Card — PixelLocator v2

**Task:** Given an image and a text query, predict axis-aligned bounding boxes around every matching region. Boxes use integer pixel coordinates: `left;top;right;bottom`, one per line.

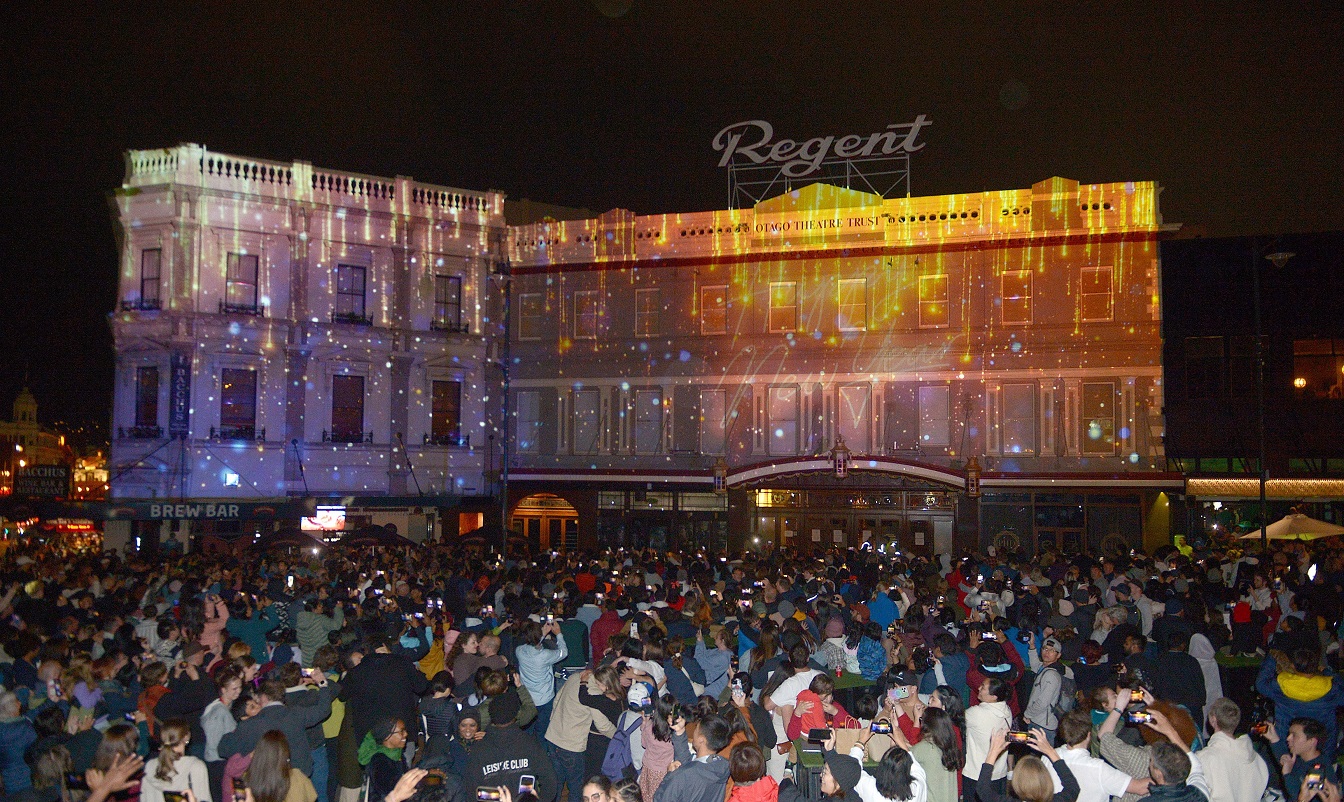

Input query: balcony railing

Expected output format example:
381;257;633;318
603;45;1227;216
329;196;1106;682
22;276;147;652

423;432;470;448
331;311;373;326
323;430;373;444
121;298;161;311
431;320;470;334
219;300;263;316
210;425;265;442
118;425;164;440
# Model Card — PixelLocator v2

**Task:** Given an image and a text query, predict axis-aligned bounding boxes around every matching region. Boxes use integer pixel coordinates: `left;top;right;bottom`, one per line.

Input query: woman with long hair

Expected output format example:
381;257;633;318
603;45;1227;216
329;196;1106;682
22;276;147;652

910;708;962;802
850;726;929;802
637;693;676;802
142;719;212;802
927;687;966;739
973;729;1078;802
243;730;317;802
89;723;147;802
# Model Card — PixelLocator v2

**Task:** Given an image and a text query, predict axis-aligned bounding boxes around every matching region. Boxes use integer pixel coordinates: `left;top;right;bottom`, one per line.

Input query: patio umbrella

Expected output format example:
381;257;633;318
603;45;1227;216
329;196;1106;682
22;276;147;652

1237;513;1344;541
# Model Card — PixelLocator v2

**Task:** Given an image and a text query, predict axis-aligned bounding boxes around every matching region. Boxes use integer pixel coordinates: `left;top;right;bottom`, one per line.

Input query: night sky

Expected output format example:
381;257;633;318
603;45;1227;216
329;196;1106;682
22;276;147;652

2;2;1341;439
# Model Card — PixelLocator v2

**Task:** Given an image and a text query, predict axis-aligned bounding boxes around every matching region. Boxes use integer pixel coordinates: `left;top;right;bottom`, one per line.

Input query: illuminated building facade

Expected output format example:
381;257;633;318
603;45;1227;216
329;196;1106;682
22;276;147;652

505;178;1181;554
0;388;73;496
109;144;505;546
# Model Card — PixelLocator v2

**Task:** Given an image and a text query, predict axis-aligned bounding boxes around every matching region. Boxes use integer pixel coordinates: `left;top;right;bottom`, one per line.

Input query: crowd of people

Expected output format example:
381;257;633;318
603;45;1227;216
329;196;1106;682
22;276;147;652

0;532;1341;802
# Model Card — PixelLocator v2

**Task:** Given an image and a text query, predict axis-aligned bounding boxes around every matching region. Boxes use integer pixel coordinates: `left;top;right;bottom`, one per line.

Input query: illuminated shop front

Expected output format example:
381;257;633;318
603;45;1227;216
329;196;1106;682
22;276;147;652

107;145;506;548
506;177;1181;554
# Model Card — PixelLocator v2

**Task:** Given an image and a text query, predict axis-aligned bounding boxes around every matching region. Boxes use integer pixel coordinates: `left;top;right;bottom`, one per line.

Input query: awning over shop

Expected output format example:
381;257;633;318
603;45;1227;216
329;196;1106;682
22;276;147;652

1185;478;1344;501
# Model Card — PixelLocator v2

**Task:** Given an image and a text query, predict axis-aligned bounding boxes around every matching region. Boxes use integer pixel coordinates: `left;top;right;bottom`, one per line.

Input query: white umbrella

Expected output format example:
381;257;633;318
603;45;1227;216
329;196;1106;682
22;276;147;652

1237;513;1344;541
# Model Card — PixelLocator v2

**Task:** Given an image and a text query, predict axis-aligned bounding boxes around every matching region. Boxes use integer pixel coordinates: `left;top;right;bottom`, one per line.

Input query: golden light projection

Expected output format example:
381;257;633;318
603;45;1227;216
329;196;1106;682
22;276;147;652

507;176;1165;480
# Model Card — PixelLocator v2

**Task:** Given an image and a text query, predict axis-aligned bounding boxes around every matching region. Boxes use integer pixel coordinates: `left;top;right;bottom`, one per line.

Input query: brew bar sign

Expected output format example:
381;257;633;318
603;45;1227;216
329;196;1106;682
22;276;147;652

712;116;931;177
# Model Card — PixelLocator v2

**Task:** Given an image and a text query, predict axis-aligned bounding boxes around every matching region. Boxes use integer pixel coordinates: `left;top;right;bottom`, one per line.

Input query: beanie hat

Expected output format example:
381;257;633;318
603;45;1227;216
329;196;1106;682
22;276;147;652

824;750;863;793
489;690;521;726
777;600;796;619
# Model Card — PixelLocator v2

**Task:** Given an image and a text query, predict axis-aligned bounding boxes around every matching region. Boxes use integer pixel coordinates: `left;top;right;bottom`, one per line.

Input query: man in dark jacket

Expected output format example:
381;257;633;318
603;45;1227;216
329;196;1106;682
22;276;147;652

154;643;218;759
652;714;732;802
340;633;429;743
1151;630;1206;730
466;693;556;802
280;663;341;802
218;677;334;777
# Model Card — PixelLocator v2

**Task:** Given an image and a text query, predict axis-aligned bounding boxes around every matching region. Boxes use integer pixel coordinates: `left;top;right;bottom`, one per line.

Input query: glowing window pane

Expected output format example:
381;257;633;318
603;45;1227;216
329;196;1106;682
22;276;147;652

635;288;660;338
918;274;950;328
701;285;728;335
918;385;951;447
1080;266;1114;322
768;386;798;456
515;390;540;453
1082;382;1116;455
768;282;797;333
837;385;870;452
572;389;601;454
634;389;663;454
838;279;867;332
698;389;727;455
1293;338;1344;399
227;253;259;309
1000;270;1032;325
518;293;546;340
574;290;600;339
1001;383;1036;455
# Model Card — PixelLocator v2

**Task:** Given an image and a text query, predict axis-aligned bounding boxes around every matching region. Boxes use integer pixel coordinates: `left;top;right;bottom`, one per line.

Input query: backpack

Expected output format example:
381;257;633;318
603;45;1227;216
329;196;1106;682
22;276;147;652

1042;663;1077;716
601;713;643;781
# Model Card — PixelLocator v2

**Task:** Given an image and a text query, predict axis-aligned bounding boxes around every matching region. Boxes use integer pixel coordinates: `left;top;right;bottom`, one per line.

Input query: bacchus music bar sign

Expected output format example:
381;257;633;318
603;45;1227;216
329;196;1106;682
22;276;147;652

712;116;931;177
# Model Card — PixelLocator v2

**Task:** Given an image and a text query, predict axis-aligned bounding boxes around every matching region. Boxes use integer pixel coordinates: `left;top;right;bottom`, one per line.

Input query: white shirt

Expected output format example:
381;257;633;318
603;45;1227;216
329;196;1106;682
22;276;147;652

963;700;1013;779
1197;732;1269;802
852;743;928;802
768;668;820;708
1056;746;1133;802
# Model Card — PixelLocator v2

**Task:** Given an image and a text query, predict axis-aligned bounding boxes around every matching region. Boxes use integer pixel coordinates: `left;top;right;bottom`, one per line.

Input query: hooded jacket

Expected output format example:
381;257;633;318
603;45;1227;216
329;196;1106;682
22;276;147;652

1255;656;1344;761
1196;731;1268;802
729;776;780;802
652;733;732;802
465;725;557;802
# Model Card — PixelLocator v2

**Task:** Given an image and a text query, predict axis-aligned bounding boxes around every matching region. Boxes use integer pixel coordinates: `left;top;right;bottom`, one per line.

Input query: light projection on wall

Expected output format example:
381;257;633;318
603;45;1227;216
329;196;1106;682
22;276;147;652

506;177;1165;480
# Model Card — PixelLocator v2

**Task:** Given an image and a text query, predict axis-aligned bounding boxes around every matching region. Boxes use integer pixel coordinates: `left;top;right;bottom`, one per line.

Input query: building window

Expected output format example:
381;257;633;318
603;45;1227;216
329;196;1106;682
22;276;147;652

768;282;797;333
135;367;159;428
768;386;798;455
1293;338;1344;399
701;285;728;335
918;385;951;447
1079;266;1114;322
434;275;462;331
634;389;663;454
1184;336;1224;399
226;253;259;312
1082;382;1116;454
574;290;600;339
430;380;463;445
518;293;545;340
220;368;258;436
837;385;871;452
335;264;368;322
698;389;727;455
331;375;365;443
837;279;867;331
1000;270;1033;324
140;249;162;308
635;288;660;338
572;389;601;454
1001;383;1036;455
918;274;950;328
516;390;540;453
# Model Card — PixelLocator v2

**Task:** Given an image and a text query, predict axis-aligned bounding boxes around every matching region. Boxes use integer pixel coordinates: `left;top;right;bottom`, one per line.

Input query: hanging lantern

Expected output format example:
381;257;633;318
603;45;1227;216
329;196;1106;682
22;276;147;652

830;435;853;479
965;455;982;498
713;457;729;495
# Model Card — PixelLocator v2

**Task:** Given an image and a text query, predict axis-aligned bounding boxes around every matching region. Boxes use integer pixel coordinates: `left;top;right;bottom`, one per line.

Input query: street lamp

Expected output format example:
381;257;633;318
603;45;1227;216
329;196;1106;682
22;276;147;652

1255;248;1294;555
829;435;852;479
712;457;728;495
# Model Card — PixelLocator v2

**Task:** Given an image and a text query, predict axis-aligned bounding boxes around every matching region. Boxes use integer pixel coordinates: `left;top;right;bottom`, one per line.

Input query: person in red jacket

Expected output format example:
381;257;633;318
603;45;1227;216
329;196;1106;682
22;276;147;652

588;599;623;663
965;633;1026;717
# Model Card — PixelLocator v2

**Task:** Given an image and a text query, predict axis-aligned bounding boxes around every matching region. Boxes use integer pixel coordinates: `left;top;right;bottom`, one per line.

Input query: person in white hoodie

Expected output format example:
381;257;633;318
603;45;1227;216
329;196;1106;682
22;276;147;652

1195;698;1269;802
963;677;1013;800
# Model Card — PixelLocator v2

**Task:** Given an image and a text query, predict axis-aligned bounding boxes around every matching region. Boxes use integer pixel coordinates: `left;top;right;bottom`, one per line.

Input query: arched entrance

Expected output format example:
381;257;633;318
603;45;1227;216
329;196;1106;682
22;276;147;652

511;493;579;552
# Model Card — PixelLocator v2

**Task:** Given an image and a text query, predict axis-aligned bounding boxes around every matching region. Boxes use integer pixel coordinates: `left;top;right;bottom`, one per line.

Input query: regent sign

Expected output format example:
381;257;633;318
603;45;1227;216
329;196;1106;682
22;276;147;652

713;116;931;177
